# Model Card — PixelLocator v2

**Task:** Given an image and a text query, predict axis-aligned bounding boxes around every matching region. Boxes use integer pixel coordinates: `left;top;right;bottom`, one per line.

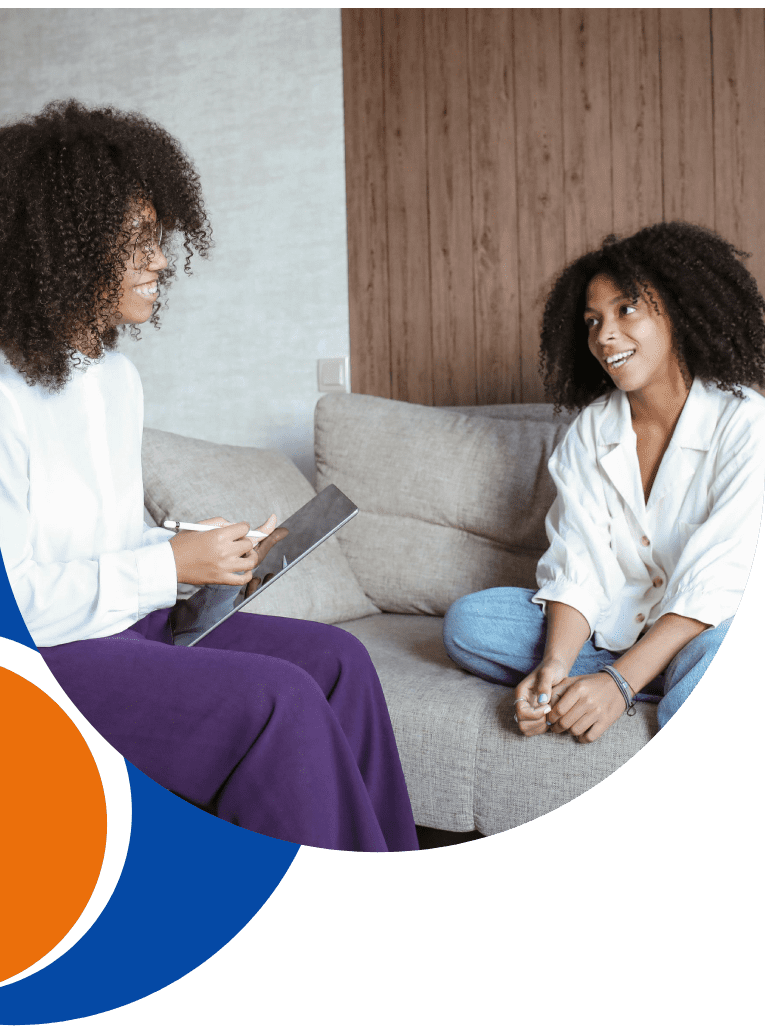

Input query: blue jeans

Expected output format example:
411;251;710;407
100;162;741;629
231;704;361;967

442;587;731;728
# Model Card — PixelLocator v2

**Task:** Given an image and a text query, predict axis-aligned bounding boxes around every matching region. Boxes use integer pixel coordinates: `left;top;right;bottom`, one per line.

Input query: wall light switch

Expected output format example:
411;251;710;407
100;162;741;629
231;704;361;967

317;356;350;393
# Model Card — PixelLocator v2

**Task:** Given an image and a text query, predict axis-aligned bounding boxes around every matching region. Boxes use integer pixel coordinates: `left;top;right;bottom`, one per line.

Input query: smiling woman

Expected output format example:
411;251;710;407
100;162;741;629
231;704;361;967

117;208;166;322
584;277;675;384
73;204;168;359
444;221;764;742
0;100;418;853
0;101;209;387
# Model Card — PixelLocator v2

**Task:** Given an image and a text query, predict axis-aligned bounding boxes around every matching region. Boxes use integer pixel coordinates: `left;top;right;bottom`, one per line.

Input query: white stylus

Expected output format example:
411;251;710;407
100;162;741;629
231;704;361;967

163;519;271;540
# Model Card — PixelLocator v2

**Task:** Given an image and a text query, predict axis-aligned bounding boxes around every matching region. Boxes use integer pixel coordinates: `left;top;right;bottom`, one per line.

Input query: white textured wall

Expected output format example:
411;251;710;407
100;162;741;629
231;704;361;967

0;8;348;482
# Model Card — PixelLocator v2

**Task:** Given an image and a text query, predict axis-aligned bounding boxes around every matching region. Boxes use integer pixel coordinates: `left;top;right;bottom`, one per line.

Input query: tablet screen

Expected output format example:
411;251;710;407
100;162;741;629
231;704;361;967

172;484;359;647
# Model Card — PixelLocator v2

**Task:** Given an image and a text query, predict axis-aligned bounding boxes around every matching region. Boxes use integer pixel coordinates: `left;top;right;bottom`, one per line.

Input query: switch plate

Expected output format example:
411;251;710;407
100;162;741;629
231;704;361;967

317;356;350;393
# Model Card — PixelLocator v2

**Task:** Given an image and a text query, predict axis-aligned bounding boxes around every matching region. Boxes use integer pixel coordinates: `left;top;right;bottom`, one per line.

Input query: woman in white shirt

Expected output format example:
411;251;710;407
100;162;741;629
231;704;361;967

443;222;764;740
0;100;418;851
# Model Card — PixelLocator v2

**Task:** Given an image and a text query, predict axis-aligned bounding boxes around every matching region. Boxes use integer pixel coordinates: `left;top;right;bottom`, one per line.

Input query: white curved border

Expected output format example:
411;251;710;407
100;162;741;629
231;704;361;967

0;638;132;986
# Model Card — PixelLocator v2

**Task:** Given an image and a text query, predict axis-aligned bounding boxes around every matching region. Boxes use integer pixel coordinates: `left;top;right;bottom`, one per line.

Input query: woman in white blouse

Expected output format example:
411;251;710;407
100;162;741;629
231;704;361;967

444;222;764;741
0;100;418;852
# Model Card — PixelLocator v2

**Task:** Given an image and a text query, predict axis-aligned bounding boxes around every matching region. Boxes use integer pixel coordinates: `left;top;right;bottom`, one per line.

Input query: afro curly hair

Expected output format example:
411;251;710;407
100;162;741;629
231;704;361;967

0;99;212;389
539;221;764;411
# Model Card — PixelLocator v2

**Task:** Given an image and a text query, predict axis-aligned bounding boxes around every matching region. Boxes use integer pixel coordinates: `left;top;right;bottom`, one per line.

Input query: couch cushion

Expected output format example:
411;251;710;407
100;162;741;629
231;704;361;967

337;613;658;833
316;394;572;615
142;427;379;625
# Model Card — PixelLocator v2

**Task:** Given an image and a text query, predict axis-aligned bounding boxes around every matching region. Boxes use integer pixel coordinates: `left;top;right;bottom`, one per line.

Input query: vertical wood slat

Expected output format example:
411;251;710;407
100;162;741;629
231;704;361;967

560;8;614;262
609;8;663;237
468;8;519;404
341;10;391;397
424;8;476;406
513;9;565;402
659;9;715;227
711;8;765;294
342;9;763;407
382;8;433;405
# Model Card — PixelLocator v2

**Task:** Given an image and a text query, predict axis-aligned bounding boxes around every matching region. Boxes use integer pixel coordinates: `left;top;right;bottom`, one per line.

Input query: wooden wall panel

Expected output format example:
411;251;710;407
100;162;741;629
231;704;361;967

383;9;433;405
341;10;390;398
609;9;663;237
712;8;765;293
560;8;614;261
468;8;519;405
660;9;716;227
425;8;476;406
341;8;765;406
513;9;565;402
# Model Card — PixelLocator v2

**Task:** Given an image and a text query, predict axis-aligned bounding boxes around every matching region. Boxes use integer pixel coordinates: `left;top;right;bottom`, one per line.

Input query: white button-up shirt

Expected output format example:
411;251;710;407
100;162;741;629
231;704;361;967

533;378;764;652
0;351;178;647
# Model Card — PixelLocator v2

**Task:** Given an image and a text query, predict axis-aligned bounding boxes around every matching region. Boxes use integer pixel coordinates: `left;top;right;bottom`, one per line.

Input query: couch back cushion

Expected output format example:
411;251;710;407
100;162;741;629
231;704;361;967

142;427;379;624
315;394;572;615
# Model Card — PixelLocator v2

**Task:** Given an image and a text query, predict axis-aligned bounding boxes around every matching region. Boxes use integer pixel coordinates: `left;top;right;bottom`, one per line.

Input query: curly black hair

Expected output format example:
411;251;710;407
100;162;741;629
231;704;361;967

539;221;764;411
0;99;212;389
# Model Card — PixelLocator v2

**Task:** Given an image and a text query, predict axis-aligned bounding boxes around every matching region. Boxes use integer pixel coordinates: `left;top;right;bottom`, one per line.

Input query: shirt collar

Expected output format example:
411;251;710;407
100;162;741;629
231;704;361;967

597;378;718;451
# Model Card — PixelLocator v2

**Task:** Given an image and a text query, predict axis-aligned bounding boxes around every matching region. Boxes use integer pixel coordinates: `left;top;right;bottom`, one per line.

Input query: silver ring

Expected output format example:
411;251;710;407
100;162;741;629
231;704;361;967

514;697;529;705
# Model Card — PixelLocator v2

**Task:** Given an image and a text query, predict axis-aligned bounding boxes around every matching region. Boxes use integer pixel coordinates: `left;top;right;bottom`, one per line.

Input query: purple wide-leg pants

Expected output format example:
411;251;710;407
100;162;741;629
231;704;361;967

40;609;418;852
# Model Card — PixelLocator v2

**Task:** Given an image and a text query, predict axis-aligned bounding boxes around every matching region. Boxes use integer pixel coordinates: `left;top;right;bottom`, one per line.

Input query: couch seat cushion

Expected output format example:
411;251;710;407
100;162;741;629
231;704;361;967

337;613;659;834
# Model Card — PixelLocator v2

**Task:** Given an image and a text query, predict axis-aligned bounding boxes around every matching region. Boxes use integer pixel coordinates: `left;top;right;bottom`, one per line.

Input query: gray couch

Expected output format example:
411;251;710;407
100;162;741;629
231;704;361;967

142;392;659;838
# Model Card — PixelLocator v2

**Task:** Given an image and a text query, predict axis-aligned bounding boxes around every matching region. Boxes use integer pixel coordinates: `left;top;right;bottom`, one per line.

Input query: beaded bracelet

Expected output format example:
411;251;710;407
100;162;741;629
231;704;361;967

601;664;637;716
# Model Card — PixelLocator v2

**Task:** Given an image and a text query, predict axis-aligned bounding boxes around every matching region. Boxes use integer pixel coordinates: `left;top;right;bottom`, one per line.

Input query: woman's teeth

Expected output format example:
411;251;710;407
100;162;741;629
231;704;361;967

133;282;158;298
606;349;634;370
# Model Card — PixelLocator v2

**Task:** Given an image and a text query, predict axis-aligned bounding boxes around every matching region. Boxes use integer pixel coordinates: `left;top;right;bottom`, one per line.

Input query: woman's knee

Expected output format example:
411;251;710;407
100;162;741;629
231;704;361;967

311;624;378;683
668;617;732;679
442;592;484;660
322;622;368;656
659;618;733;726
282;618;366;661
443;587;536;657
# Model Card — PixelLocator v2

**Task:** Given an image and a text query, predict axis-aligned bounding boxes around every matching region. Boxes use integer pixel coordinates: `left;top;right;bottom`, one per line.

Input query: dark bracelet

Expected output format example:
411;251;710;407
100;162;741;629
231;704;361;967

601;664;637;716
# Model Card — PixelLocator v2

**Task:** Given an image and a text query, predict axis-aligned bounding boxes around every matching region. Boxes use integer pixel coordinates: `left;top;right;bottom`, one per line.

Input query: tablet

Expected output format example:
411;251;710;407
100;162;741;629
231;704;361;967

168;484;359;647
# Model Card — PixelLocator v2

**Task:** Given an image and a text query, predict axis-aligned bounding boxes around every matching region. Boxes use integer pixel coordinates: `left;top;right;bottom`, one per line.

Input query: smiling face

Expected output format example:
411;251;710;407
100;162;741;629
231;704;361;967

584;273;682;397
113;202;168;327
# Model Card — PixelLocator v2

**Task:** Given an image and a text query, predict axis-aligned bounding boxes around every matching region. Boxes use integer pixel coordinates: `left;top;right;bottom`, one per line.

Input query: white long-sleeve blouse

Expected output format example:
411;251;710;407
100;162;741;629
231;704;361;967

0;351;179;647
532;378;764;653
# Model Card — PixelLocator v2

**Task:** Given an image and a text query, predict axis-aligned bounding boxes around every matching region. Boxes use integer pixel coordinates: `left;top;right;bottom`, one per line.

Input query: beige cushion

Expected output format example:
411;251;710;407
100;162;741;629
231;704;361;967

315;394;571;615
142;427;379;624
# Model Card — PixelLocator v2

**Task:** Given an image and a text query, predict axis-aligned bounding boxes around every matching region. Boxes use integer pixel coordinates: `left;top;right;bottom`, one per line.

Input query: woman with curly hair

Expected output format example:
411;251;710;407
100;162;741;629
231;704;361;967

0;100;418;852
444;222;764;740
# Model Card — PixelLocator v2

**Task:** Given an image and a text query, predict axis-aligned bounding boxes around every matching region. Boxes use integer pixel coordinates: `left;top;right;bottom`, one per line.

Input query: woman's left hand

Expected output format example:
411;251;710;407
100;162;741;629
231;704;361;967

546;671;626;743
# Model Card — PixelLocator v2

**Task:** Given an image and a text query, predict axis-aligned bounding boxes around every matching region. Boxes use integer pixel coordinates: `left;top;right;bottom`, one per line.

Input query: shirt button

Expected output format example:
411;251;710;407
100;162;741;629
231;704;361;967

653;577;663;588
635;613;645;623
641;535;650;547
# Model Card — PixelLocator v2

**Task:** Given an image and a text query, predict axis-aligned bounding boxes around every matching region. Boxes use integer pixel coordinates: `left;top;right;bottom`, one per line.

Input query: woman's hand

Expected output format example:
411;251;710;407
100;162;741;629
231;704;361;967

514;659;568;737
545;671;626;743
169;515;288;586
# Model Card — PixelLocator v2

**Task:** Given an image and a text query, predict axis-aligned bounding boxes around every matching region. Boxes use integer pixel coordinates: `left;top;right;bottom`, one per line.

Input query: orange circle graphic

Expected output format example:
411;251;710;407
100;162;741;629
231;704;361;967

0;667;107;982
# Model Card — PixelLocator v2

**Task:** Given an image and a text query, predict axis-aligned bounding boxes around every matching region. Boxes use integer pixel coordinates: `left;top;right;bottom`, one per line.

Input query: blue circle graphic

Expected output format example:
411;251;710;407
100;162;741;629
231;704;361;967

0;760;298;1023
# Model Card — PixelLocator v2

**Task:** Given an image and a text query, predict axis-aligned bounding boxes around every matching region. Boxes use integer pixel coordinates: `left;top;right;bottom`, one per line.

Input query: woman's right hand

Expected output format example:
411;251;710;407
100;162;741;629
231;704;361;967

514;659;568;737
169;515;288;586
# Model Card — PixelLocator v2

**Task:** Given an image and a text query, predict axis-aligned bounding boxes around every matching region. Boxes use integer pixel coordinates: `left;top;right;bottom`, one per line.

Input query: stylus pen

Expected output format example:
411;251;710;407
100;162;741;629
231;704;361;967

163;519;270;540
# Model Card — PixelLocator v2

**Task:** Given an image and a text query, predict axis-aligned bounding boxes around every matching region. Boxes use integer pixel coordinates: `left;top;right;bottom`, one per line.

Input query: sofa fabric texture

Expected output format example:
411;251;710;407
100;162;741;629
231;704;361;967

337;614;659;833
315;393;573;615
142;427;378;625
